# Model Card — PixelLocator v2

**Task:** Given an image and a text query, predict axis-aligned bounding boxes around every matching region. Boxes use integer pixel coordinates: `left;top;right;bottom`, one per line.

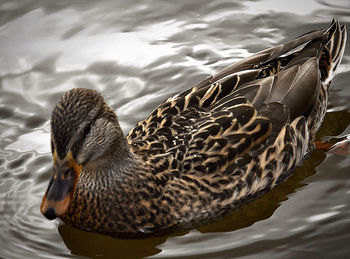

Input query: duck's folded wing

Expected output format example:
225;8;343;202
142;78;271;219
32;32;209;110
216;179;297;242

195;19;345;89
127;20;346;166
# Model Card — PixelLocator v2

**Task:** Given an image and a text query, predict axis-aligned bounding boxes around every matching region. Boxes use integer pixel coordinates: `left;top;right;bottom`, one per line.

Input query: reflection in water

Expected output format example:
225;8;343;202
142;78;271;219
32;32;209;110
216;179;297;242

1;0;350;258
59;224;166;258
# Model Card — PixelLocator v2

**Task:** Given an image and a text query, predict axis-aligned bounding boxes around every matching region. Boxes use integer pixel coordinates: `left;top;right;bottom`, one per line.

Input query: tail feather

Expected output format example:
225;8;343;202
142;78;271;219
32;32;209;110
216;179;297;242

323;20;347;85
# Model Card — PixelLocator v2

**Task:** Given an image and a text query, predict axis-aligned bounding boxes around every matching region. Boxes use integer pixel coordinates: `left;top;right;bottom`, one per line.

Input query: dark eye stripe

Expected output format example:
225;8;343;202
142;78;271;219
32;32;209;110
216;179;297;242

70;122;93;159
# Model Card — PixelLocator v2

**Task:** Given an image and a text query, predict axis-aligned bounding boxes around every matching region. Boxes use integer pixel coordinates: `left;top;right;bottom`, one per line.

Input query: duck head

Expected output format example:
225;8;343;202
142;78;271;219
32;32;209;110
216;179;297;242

40;88;124;220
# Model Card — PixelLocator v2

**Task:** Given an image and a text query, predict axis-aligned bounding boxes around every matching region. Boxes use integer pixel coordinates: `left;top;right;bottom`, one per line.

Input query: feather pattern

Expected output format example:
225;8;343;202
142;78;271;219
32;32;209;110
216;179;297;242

125;20;346;231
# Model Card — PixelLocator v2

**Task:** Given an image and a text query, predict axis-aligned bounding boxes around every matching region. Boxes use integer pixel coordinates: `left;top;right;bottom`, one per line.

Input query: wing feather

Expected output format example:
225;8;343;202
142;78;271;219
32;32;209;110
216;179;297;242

124;21;346;224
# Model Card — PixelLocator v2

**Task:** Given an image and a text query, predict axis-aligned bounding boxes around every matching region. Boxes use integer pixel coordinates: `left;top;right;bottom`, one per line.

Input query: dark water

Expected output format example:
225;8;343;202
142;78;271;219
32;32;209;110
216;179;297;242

1;0;350;258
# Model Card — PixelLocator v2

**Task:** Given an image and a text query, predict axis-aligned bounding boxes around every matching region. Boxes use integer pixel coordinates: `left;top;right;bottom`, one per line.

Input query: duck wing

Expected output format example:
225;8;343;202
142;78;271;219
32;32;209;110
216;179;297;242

126;20;346;227
128;20;345;158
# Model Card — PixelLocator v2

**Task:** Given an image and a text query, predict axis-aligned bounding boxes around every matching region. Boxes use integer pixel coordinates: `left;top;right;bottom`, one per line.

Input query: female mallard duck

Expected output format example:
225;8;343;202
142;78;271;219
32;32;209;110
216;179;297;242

41;20;346;237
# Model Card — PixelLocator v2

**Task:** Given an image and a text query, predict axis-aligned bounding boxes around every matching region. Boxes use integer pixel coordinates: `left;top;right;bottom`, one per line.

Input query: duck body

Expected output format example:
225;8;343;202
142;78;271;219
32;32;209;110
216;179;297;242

41;20;346;237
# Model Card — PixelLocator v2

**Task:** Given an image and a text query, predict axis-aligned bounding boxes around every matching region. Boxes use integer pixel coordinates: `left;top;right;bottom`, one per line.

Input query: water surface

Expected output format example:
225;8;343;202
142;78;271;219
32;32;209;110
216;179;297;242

1;0;350;258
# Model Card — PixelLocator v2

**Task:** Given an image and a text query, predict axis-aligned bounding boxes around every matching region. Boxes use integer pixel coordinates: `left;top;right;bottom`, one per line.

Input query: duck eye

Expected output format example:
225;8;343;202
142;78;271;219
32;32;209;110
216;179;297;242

82;123;92;137
70;122;93;160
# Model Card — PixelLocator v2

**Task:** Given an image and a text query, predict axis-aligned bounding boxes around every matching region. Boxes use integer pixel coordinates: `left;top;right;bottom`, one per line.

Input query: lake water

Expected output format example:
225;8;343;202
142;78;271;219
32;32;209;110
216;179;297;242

1;0;350;258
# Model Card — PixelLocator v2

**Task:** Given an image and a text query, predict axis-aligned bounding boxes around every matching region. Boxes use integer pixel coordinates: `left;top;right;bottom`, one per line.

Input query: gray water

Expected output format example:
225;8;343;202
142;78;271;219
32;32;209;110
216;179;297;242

1;0;350;258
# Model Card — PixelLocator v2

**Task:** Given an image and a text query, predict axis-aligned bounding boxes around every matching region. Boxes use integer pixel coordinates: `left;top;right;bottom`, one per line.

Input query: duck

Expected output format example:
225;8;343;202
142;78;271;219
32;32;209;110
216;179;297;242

41;20;347;238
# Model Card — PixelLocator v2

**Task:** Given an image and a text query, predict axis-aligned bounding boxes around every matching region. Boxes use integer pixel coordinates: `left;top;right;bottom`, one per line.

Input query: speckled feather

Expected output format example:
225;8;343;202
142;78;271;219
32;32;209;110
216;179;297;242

50;20;346;237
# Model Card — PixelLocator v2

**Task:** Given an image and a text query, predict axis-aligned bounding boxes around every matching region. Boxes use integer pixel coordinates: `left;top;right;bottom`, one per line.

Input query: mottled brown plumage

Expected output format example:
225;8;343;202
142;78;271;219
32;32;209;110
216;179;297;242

41;20;346;238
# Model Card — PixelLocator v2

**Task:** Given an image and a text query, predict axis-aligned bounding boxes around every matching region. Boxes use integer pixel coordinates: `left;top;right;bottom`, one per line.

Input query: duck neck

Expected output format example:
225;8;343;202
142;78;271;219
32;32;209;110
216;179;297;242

84;139;141;182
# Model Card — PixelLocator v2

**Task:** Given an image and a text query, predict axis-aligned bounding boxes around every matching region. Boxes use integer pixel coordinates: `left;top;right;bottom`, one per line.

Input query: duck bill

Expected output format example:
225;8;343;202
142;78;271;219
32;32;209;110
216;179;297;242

40;153;81;220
